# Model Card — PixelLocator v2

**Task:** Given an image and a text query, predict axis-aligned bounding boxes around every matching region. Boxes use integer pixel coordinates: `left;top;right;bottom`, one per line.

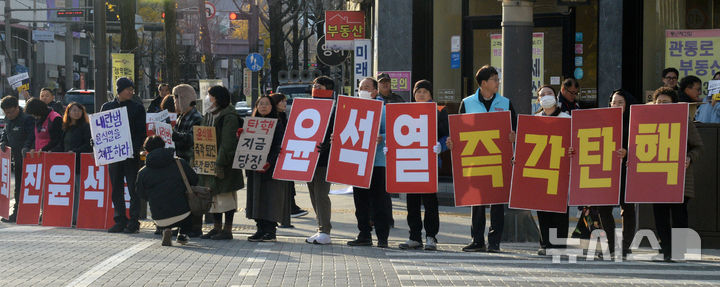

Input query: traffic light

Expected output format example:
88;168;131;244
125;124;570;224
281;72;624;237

229;12;239;20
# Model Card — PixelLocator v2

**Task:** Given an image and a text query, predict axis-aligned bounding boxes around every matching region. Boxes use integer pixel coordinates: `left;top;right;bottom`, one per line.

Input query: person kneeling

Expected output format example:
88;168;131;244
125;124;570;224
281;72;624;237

137;135;199;246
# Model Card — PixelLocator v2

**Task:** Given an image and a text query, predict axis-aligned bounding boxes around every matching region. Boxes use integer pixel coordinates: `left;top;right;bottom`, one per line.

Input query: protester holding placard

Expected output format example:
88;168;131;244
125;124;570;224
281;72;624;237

678;76;702;103
347;77;393;248
60;102;92;225
270;92;308;222
25;98;63;153
0;96;35;223
533;86;571;256
101;77;147;233
137;136;198;246
651;87;704;262
447;65;516;253
300;77;338;244
245;95;288;242
171;84;205;237
397;80;448;251
591;89;636;258
199;86;244;240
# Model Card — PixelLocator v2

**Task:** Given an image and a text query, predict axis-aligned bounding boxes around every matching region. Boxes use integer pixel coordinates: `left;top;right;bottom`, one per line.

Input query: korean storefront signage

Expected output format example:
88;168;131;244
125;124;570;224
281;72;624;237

325;11;365;50
111;53;134;96
665;29;720;97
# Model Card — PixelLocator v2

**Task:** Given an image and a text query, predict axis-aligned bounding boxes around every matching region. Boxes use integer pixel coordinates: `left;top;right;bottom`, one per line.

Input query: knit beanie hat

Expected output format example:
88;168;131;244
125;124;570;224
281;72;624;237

116;77;134;94
172;84;197;111
413;80;433;98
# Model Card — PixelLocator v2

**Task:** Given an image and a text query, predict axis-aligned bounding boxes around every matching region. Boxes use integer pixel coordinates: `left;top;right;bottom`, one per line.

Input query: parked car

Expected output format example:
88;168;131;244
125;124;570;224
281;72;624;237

276;83;312;114
0;99;26;131
235;101;252;117
63;89;114;114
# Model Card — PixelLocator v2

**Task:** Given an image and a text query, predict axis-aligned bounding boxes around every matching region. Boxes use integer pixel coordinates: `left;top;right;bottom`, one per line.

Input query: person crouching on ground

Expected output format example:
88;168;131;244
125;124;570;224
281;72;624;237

137;135;198;246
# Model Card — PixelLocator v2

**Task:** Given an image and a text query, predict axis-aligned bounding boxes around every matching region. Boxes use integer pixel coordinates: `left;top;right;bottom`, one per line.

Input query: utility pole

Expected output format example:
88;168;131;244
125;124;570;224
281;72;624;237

94;0;107;111
65;0;74;92
4;0;13;74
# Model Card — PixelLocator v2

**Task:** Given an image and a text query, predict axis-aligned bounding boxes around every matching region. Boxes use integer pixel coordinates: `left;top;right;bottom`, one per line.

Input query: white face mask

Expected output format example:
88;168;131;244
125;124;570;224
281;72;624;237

203;95;216;114
358;90;372;99
540;95;557;109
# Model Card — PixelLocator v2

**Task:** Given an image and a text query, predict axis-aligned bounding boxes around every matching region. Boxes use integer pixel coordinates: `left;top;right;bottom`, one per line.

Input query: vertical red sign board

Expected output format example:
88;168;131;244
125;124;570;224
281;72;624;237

42;152;76;227
76;153;109;230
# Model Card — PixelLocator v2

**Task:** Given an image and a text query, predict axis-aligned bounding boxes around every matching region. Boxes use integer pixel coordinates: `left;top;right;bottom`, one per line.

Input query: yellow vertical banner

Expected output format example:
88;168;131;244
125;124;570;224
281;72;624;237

665;29;720;98
111;53;134;95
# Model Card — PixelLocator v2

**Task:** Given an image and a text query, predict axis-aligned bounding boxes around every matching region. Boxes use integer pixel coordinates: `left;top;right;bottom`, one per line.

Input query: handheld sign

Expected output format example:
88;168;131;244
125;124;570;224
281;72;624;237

90;107;134;165
193;126;217;175
0;148;11;219
233;117;278;170
273;98;334;182
325;96;383;188
385;102;438;194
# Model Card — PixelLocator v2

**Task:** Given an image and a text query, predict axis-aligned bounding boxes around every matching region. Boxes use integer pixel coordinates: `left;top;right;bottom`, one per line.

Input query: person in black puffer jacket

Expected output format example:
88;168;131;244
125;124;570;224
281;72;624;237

137;136;198;246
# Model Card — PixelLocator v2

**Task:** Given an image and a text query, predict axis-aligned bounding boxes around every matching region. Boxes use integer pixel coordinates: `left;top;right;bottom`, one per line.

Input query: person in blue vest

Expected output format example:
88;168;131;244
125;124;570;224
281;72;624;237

446;65;517;252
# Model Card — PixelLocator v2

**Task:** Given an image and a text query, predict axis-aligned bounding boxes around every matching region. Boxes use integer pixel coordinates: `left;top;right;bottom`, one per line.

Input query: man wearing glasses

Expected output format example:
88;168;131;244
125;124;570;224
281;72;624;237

559;77;581;115
661;67;680;90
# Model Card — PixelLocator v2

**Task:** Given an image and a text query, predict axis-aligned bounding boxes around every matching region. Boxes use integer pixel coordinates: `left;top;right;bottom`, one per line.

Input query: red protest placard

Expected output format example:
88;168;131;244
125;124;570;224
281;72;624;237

0;148;11;219
449;112;513;206
105;178;130;229
325;11;365;41
326;96;383;188
17;152;45;225
385;102;438;194
273;98;334;182
509;115;571;213
76;153;109;230
41;152;76;227
568;108;623;206
625;103;689;203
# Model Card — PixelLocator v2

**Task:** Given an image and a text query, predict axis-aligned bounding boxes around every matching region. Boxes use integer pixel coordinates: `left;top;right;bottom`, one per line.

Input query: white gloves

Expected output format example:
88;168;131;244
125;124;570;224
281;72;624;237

382;146;388;155
433;142;441;154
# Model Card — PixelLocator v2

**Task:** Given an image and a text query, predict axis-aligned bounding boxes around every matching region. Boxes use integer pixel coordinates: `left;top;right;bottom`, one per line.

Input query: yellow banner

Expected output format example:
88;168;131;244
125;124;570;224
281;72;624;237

665;29;720;98
111;53;134;95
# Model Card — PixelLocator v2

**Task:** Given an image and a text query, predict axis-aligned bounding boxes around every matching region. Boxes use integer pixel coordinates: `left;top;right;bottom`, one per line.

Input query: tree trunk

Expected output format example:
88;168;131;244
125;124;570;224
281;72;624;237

198;0;215;79
164;0;179;86
119;0;139;87
268;0;287;89
291;21;299;70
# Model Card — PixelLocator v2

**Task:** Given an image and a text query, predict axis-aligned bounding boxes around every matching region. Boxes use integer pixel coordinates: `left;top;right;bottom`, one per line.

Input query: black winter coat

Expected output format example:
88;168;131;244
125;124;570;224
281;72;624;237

61;122;92;153
100;98;147;153
136;148;198;220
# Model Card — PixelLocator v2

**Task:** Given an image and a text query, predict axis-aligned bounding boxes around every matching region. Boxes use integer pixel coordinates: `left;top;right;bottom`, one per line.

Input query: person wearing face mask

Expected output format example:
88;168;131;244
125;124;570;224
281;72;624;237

101;77;147;233
446;65;516;253
695;71;720;123
533;86;570;256
346;77;394;248
678;76;702;103
397;80;447;251
651;87;703;262
170;84;204;237
303;76;336;244
199;86;245;240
